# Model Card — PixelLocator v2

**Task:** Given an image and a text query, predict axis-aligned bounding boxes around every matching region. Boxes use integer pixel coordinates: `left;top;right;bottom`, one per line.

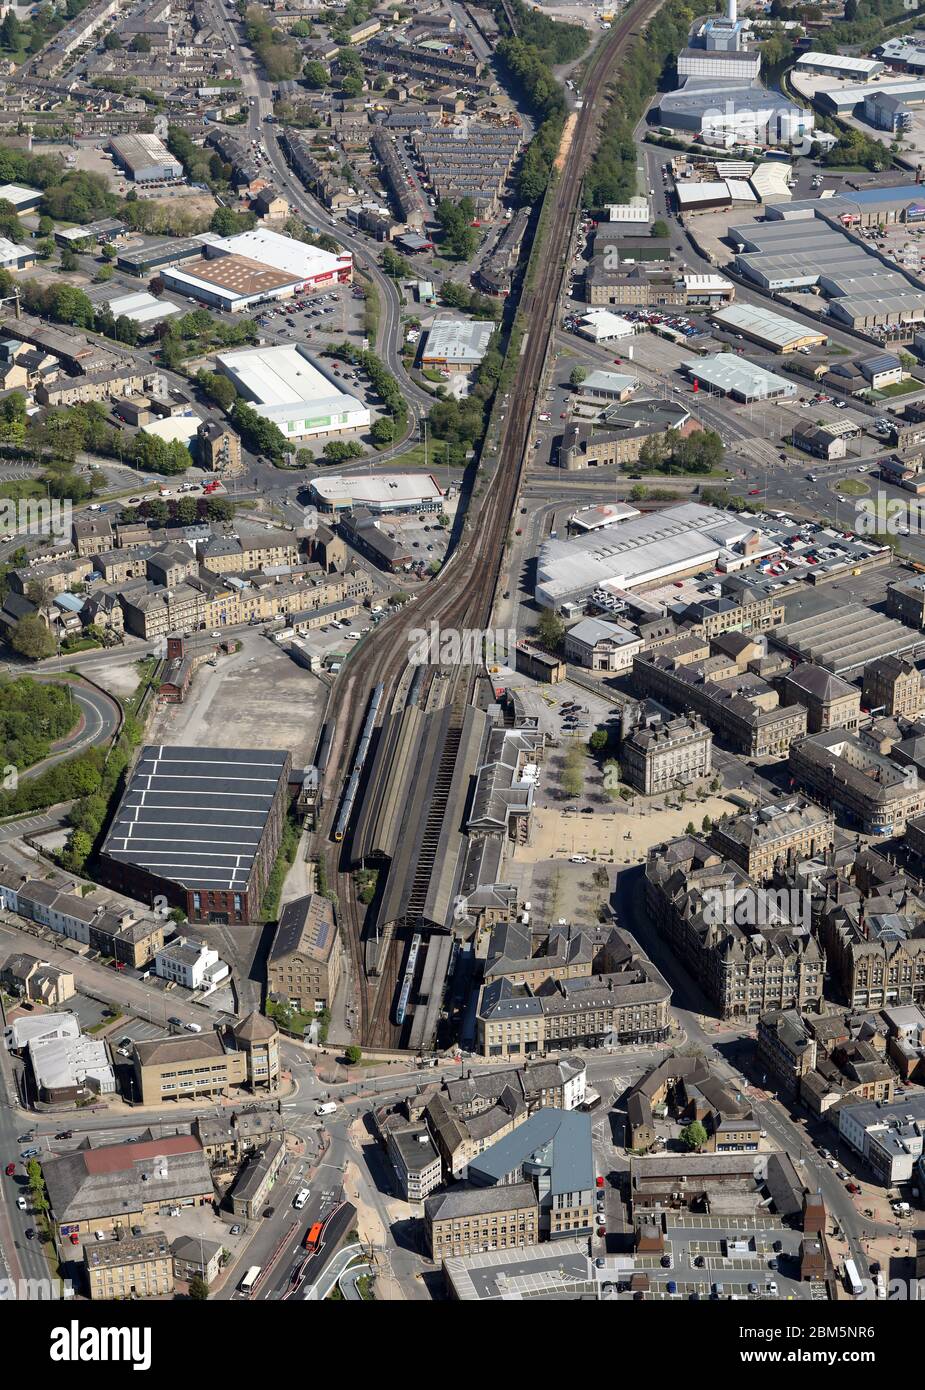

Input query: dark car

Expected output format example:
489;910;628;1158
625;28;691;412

694;1255;705;1269
168;1016;182;1027
25;1227;35;1240
660;1255;672;1268
16;1135;33;1145
772;1240;782;1253
54;1131;73;1141
263;1206;275;1218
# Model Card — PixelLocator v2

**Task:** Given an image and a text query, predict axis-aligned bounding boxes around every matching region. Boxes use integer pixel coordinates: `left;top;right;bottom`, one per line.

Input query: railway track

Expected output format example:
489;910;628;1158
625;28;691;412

321;0;666;1044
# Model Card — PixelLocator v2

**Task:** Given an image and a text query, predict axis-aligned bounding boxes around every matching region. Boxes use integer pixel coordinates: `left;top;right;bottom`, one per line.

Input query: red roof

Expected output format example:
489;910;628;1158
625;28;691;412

83;1134;201;1175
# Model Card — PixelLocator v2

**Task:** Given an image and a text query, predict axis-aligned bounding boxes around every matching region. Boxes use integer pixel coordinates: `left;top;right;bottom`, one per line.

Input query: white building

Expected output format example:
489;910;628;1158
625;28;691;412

155;937;229;990
577;309;636;343
29;1033;116;1098
159;228;353;313
4;1012;81;1051
215;344;371;440
605;196;650;224
308;472;444;514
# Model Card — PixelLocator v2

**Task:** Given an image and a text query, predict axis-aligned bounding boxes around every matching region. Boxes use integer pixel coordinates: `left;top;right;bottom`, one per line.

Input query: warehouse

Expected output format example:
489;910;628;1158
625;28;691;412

535;502;758;609
215;344;370;439
827;289;925;330
656;82;812;146
0;182;42;213
159;254;300;313
308;473;443;514
421;316;495;370
770;604;922;678
209;227;352;291
90;287;181;332
99;745;291;924
116;236;211;277
677;47;761;81
795;51;883;81
109;133;183;183
682;353;797;401
711;303;827;353
0;237;36;271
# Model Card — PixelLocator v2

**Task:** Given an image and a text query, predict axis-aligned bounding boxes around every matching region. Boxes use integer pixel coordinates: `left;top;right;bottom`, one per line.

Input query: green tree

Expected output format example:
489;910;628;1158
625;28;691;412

130;33;152;52
589;729;608;754
535;606;565;654
344;1044;362;1065
370;416;395;446
569;366;587;388
303;59;329;88
59;246;78;273
188;1274;209;1300
12;615;55;660
651;219;669;238
680;1120;708;1151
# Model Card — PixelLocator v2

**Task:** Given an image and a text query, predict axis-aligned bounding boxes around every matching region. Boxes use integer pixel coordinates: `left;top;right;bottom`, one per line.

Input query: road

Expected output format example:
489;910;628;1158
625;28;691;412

17;678;121;781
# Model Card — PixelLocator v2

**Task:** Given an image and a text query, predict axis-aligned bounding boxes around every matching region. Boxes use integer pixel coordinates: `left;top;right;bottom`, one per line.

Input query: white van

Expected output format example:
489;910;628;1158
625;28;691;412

315;1101;337;1116
294;1187;311;1210
184;1021;202;1033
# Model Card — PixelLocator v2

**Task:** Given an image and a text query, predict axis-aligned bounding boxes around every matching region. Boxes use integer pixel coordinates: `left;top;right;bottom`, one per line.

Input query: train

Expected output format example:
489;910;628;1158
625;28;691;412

332;683;384;842
395;932;422;1027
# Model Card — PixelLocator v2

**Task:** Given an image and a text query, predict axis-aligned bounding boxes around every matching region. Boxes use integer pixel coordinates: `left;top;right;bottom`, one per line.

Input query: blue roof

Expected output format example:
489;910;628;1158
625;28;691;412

467;1107;594;1196
54;592;85;612
846;183;925;204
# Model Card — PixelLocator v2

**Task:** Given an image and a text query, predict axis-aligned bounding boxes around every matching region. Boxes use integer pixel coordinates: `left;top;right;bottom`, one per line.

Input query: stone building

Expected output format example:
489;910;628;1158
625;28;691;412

620;711;713;795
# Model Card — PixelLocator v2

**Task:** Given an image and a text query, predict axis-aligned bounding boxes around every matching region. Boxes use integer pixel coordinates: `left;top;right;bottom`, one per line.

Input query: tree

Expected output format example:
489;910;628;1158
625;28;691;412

295;448;314;468
589;729;608;754
103;29;122;50
303;59;329;88
130;33;152;52
701;814;712;832
370;416;395;446
0;9;21;50
569;366;587;388
344;1044;362;1065
535;607;565;654
59;246;78;273
652;219;669;238
12;615;55;660
680;1120;708;1151
188;1274;209;1300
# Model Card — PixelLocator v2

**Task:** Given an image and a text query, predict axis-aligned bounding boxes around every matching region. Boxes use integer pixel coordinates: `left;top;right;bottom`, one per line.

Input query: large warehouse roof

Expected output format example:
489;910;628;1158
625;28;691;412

213;226;350;281
101;745;290;891
770;604;922;676
216;344;369;430
98;289;181;326
422;316;495;363
682;353;796;400
711;303;825;350
166;254;298;301
796;51;883;77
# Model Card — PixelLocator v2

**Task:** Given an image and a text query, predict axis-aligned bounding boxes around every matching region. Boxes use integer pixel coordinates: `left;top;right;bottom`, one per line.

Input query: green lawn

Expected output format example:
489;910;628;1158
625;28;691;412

835;478;870;497
873;378;924;399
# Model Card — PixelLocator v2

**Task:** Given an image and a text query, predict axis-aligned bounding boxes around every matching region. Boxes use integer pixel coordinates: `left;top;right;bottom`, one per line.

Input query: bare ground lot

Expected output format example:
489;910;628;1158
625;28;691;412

147;632;327;764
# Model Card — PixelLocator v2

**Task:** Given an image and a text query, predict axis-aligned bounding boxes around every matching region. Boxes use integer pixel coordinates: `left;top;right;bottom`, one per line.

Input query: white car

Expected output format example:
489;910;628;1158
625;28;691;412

570;854;589;864
16;1197;27;1210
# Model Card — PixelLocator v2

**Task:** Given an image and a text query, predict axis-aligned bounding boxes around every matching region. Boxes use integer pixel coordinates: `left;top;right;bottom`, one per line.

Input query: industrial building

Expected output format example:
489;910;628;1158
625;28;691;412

308;472;443;514
89;287;181;332
158;229;352;313
677;46;761;82
109;133;183;183
0;237;36;272
99;745;291;924
682;353;797;401
576;308;636;343
0;183;42;213
158;254;300;314
534;502;762;609
795;51;883;81
421;317;495;371
116;236;211;277
711;303;826;353
769;603;924;678
655;81;812;146
215;344;370;440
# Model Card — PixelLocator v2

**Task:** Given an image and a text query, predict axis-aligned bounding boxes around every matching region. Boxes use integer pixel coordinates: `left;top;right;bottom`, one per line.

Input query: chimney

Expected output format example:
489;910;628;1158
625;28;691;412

728;0;737;20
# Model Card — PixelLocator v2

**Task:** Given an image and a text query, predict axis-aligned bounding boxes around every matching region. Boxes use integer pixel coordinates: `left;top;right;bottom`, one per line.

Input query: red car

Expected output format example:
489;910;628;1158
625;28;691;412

596;1176;605;1188
5;1163;14;1176
69;1232;80;1245
748;488;761;495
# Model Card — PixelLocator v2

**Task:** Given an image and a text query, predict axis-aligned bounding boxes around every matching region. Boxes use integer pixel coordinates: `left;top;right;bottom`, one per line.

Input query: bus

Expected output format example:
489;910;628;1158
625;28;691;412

844;1259;864;1297
239;1266;262;1296
304;1222;324;1254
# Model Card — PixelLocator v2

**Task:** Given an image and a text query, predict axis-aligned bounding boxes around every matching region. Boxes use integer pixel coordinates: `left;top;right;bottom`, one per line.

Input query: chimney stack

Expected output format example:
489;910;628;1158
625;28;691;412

728;0;737;20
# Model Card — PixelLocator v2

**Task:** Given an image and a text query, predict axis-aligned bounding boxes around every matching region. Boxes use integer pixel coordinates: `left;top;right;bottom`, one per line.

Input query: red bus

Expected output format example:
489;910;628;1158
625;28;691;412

304;1222;323;1254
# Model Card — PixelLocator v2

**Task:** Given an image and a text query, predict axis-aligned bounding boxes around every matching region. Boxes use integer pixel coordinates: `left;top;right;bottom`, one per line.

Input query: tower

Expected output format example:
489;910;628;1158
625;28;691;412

728;0;737;21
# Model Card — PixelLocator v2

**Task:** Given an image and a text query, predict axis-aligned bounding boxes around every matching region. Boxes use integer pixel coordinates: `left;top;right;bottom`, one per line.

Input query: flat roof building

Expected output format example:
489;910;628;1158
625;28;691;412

109;133;183;183
421;316;495;370
308;472;443;513
711;303;827;353
215;344;370;438
682;353;797;401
